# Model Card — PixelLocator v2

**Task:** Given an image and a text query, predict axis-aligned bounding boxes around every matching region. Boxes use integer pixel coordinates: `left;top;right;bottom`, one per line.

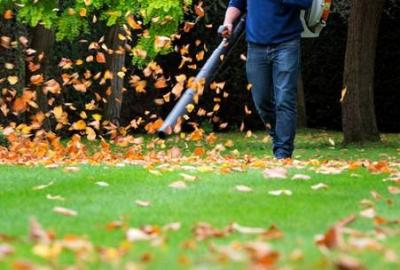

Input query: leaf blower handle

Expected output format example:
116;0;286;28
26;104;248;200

218;23;233;39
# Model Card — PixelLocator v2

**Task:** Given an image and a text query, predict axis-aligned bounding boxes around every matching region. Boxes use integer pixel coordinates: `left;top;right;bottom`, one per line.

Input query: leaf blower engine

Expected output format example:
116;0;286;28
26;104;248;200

301;0;332;38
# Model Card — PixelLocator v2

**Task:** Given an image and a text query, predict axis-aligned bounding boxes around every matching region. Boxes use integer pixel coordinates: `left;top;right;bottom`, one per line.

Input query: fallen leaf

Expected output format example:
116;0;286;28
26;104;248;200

268;190;292;196
46;194;65;201
0;244;14;259
96;181;109;187
370;190;382;201
29;218;50;244
53;207;77;217
335;255;363;270
311;183;329;190
388;186;400;195
163;222;181;232
33;181;54;191
244;242;279;268
64;166;80;172
135;200;151;207
232;223;266;234
169;181;187;189
289;249;304;262
180;173;197;181
193;222;232;241
126;228;152;241
360;208;376;219
315;215;356;249
235;185;253;193
263;168;288;179
292;174;311;181
149;169;162;176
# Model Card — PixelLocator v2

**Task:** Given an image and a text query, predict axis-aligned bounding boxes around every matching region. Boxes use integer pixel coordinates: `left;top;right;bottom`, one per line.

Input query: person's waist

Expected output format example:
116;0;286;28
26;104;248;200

248;38;300;48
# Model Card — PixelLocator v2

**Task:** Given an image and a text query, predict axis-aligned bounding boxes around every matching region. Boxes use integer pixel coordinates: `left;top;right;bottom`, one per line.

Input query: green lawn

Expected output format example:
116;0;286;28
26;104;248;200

0;130;400;269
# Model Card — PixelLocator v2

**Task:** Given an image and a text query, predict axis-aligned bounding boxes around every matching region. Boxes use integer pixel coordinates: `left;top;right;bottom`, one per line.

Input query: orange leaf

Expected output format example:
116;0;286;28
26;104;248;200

3;10;13;20
127;15;142;30
30;74;44;85
96;52;106;64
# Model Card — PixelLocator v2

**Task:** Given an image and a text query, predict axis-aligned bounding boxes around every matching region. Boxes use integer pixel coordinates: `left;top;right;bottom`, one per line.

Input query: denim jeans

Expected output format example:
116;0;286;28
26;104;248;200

246;39;300;159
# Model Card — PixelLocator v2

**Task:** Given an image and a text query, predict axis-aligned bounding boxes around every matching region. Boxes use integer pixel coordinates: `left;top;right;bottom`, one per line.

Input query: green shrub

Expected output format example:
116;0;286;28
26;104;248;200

0;132;9;148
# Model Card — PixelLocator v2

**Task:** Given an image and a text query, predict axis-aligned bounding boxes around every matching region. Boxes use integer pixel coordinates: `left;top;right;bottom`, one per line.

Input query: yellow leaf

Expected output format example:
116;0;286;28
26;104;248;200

92;114;102;121
7;76;18;85
86;127;96;141
72;120;86;130
53;106;63;120
186;104;195;113
79;8;87;17
340;87;347;103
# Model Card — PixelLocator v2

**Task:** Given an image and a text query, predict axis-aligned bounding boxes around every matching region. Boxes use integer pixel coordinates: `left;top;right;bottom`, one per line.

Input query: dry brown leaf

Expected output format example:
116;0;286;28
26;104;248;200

193;222;232;241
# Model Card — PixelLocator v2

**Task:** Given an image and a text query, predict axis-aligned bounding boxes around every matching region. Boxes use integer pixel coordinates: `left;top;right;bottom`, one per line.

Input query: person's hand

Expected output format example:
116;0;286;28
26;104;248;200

218;23;233;39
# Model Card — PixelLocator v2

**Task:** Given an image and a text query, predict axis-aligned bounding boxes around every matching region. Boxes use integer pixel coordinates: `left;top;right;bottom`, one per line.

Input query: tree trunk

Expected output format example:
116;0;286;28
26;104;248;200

297;72;307;128
341;0;384;143
103;24;127;126
27;24;55;130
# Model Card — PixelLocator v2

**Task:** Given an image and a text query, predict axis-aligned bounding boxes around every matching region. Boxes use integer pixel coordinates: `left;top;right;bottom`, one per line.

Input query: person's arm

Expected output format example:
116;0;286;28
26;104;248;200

220;0;245;38
282;0;313;9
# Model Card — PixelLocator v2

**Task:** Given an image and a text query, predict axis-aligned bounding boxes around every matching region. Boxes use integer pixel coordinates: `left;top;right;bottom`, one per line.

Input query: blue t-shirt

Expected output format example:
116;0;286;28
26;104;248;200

228;0;313;45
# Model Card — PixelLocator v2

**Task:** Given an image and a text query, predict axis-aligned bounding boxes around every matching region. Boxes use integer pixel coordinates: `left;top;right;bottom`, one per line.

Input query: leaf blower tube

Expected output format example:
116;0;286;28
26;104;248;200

157;16;247;139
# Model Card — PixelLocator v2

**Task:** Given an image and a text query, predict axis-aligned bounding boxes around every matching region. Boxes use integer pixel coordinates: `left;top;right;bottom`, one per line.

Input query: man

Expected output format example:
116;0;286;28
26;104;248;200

222;0;313;159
